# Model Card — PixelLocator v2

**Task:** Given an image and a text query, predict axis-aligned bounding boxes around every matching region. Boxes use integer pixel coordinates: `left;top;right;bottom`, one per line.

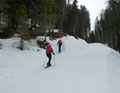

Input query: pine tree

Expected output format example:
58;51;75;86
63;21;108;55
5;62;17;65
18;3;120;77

77;5;90;39
62;1;90;40
4;0;22;36
55;0;66;32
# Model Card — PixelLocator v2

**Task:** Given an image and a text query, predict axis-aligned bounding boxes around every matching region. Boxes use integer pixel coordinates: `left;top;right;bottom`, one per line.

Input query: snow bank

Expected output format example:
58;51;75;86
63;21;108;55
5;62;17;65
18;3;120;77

0;36;120;93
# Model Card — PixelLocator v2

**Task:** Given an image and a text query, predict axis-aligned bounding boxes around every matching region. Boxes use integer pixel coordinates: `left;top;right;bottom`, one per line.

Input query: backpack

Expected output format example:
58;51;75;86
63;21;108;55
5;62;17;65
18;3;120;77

58;40;62;45
46;45;52;54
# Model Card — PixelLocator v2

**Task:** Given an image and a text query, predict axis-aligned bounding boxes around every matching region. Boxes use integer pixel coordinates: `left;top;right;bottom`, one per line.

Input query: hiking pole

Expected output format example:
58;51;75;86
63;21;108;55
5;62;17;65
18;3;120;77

43;57;47;67
62;41;65;52
53;55;55;67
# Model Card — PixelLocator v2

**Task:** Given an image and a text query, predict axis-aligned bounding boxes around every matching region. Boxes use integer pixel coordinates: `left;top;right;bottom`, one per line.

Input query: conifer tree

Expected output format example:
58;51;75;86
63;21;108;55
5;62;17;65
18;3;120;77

55;0;66;32
62;1;90;40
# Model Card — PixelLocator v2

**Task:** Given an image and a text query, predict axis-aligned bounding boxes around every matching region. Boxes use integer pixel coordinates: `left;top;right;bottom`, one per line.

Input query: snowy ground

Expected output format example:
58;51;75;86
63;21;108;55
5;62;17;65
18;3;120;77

0;36;120;93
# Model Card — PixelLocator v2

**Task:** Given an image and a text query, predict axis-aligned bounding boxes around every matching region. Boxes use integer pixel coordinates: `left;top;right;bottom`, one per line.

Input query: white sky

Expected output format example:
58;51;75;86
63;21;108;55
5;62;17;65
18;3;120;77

76;0;107;30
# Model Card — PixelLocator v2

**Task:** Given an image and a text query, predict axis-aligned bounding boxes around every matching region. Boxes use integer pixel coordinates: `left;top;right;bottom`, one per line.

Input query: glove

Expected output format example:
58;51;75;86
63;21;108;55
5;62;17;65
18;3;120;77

53;53;55;55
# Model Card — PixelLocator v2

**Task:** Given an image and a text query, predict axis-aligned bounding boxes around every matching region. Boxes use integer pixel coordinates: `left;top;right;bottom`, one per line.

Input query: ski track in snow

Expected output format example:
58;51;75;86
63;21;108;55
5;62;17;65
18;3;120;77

0;36;120;93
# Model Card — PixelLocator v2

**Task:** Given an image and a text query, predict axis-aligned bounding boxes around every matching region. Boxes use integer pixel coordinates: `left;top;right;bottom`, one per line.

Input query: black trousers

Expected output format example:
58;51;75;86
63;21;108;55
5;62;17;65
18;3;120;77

59;44;62;53
47;53;52;66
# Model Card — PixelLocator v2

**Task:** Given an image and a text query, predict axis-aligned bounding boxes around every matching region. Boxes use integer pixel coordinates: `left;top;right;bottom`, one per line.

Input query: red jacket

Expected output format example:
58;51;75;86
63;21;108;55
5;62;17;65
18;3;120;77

58;40;62;45
46;45;52;54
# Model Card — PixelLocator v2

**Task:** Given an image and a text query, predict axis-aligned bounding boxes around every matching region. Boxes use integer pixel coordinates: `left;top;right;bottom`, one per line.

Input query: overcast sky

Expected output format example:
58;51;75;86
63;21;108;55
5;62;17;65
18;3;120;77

77;0;107;30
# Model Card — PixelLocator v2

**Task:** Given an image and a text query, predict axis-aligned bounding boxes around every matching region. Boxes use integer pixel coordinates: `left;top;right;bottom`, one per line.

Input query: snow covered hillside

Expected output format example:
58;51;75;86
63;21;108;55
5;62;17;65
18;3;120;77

0;36;120;93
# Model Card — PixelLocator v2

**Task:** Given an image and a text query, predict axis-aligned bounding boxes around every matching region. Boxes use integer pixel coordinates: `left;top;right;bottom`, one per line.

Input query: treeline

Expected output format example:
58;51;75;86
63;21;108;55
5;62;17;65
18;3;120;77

89;0;120;52
0;0;90;40
0;0;66;39
62;0;90;40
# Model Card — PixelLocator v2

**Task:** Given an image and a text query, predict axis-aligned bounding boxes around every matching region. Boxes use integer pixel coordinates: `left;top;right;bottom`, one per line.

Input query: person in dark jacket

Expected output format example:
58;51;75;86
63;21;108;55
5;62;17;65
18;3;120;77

46;44;55;67
57;40;62;53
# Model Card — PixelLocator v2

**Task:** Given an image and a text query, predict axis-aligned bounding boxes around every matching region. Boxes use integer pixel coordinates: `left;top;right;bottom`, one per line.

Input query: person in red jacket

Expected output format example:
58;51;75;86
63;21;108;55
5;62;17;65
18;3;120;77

58;40;62;53
46;44;55;67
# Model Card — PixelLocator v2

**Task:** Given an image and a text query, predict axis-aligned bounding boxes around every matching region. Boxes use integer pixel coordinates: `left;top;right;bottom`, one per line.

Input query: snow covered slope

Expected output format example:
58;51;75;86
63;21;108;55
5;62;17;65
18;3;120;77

0;36;120;93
